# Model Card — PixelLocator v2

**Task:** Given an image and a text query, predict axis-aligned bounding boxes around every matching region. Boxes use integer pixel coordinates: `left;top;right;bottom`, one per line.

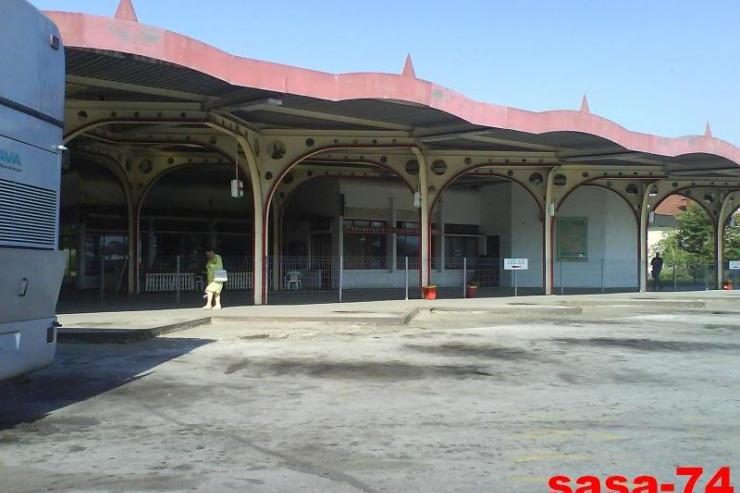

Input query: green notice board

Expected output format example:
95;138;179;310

557;217;588;261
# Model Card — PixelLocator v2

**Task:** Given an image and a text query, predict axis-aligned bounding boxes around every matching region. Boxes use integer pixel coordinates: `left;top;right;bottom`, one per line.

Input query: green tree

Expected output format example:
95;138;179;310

656;202;713;266
725;212;740;261
657;204;740;267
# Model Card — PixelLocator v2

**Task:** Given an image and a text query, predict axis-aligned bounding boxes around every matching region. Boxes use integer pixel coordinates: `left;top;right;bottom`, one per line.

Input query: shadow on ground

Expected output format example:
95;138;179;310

0;337;212;430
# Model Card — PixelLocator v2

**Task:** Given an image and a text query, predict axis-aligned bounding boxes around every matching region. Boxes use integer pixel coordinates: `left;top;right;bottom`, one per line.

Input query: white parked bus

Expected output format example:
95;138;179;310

0;0;66;380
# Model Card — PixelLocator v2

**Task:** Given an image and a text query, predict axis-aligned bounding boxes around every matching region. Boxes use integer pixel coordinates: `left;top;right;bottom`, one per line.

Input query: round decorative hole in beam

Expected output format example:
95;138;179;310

431;160;447;175
139;160;153;174
528;172;544;185
405;159;419;175
553;174;567;186
268;141;286;160
625;184;639;195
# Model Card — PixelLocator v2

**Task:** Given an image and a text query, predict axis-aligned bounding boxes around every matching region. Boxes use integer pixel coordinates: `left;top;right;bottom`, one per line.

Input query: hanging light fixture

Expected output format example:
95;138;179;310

230;138;244;198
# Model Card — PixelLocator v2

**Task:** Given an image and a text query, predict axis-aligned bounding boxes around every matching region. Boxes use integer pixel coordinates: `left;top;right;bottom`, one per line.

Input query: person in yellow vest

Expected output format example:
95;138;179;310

203;250;224;310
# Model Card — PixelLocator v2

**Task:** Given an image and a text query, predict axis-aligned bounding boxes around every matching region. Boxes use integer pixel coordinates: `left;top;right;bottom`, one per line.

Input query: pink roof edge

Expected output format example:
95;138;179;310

45;9;740;166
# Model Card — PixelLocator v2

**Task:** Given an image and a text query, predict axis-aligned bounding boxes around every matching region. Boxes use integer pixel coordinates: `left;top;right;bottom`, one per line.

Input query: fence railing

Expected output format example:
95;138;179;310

555;257;642;295
651;262;719;292
141;254;254;297
130;254;736;304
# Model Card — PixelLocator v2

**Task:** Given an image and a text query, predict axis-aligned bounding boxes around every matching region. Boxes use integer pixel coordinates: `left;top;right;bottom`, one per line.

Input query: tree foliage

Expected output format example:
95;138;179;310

656;202;740;267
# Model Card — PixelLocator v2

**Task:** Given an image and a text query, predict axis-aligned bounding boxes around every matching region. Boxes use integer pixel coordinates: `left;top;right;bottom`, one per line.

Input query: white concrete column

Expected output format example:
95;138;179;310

414;148;431;287
543;170;556;295
271;204;281;290
389;197;397;272
127;201;136;295
716;193;735;289
232;135;264;306
639;187;652;292
437;199;445;273
716;221;724;290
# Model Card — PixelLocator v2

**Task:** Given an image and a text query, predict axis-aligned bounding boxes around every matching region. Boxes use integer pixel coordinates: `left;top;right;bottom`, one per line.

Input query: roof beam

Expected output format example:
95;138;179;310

66;75;212;103
462;133;561;152
224;98;413;132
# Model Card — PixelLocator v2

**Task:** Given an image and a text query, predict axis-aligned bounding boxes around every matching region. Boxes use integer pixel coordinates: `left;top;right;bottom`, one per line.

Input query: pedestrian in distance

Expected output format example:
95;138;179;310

203;249;225;309
651;252;664;291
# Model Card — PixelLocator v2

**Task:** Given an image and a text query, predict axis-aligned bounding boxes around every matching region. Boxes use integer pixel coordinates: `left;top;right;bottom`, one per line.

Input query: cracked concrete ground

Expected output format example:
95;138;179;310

1;301;739;492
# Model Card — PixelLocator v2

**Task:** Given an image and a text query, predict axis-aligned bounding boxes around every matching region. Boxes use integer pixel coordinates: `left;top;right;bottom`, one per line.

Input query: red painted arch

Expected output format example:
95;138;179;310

553;183;642;292
430;165;546;291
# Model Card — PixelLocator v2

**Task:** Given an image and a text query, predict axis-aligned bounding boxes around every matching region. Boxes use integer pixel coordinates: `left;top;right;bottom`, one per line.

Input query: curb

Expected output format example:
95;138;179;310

58;304;588;342
58;317;212;343
561;299;705;309
418;305;583;316
211;314;410;326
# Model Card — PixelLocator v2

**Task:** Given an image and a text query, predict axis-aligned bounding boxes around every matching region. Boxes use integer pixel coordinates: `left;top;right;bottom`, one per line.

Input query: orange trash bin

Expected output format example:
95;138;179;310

422;285;437;300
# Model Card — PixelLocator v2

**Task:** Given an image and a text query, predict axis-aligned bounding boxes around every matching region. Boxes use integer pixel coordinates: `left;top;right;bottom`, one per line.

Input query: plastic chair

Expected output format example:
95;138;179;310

285;271;302;291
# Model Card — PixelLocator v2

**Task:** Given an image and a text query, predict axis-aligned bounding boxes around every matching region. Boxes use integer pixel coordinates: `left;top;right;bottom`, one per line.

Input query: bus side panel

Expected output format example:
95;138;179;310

0;0;65;123
0;318;56;380
0;105;61;157
0;248;66;325
0;133;60;198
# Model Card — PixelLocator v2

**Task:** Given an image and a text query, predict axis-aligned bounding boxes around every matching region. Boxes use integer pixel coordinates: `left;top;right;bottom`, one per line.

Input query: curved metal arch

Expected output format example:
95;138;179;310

69;150;134;209
63;118;209;145
135;161;252;220
429;163;546;216
557;181;641;225
279;174;414;218
718;190;740;227
426;163;548;290
553;182;643;291
261;144;420;301
276;158;417;213
651;187;719;233
264;144;419;214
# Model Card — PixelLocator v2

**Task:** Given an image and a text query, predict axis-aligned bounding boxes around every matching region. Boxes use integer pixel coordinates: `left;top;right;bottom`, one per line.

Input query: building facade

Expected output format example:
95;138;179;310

47;1;740;305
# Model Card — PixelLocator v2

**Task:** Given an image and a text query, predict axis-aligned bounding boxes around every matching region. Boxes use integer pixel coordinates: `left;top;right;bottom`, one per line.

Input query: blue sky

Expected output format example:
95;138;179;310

32;0;740;145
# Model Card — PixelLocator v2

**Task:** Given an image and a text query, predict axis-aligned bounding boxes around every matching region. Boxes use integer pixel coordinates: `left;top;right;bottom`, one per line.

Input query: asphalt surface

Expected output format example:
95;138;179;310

1;302;739;492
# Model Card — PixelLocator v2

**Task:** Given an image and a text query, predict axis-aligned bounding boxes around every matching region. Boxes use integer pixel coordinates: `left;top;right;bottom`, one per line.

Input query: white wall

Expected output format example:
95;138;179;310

555;186;638;289
510;184;544;288
441;189;482;226
481;183;511;257
340;180;415;221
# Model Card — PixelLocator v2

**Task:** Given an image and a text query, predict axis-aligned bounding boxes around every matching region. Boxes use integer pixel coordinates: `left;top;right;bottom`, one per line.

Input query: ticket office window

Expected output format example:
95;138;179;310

343;219;388;269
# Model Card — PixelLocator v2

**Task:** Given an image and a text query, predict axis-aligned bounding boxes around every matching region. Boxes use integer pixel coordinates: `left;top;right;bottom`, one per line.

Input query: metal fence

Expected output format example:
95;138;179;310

555;257;640;295
264;256;546;303
266;256;421;304
650;261;720;292
429;257;544;299
141;254;254;303
125;254;738;304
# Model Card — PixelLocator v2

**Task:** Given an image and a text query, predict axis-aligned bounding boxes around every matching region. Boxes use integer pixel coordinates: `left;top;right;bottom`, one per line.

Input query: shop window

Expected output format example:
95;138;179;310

444;236;479;269
343;219;388;269
396;221;420;268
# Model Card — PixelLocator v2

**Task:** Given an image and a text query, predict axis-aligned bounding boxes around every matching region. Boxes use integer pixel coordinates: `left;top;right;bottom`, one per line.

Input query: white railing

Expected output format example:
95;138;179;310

145;273;194;292
225;272;253;290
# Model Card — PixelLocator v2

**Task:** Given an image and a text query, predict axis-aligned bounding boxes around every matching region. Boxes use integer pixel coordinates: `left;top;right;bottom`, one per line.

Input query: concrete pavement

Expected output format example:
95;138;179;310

2;291;739;492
